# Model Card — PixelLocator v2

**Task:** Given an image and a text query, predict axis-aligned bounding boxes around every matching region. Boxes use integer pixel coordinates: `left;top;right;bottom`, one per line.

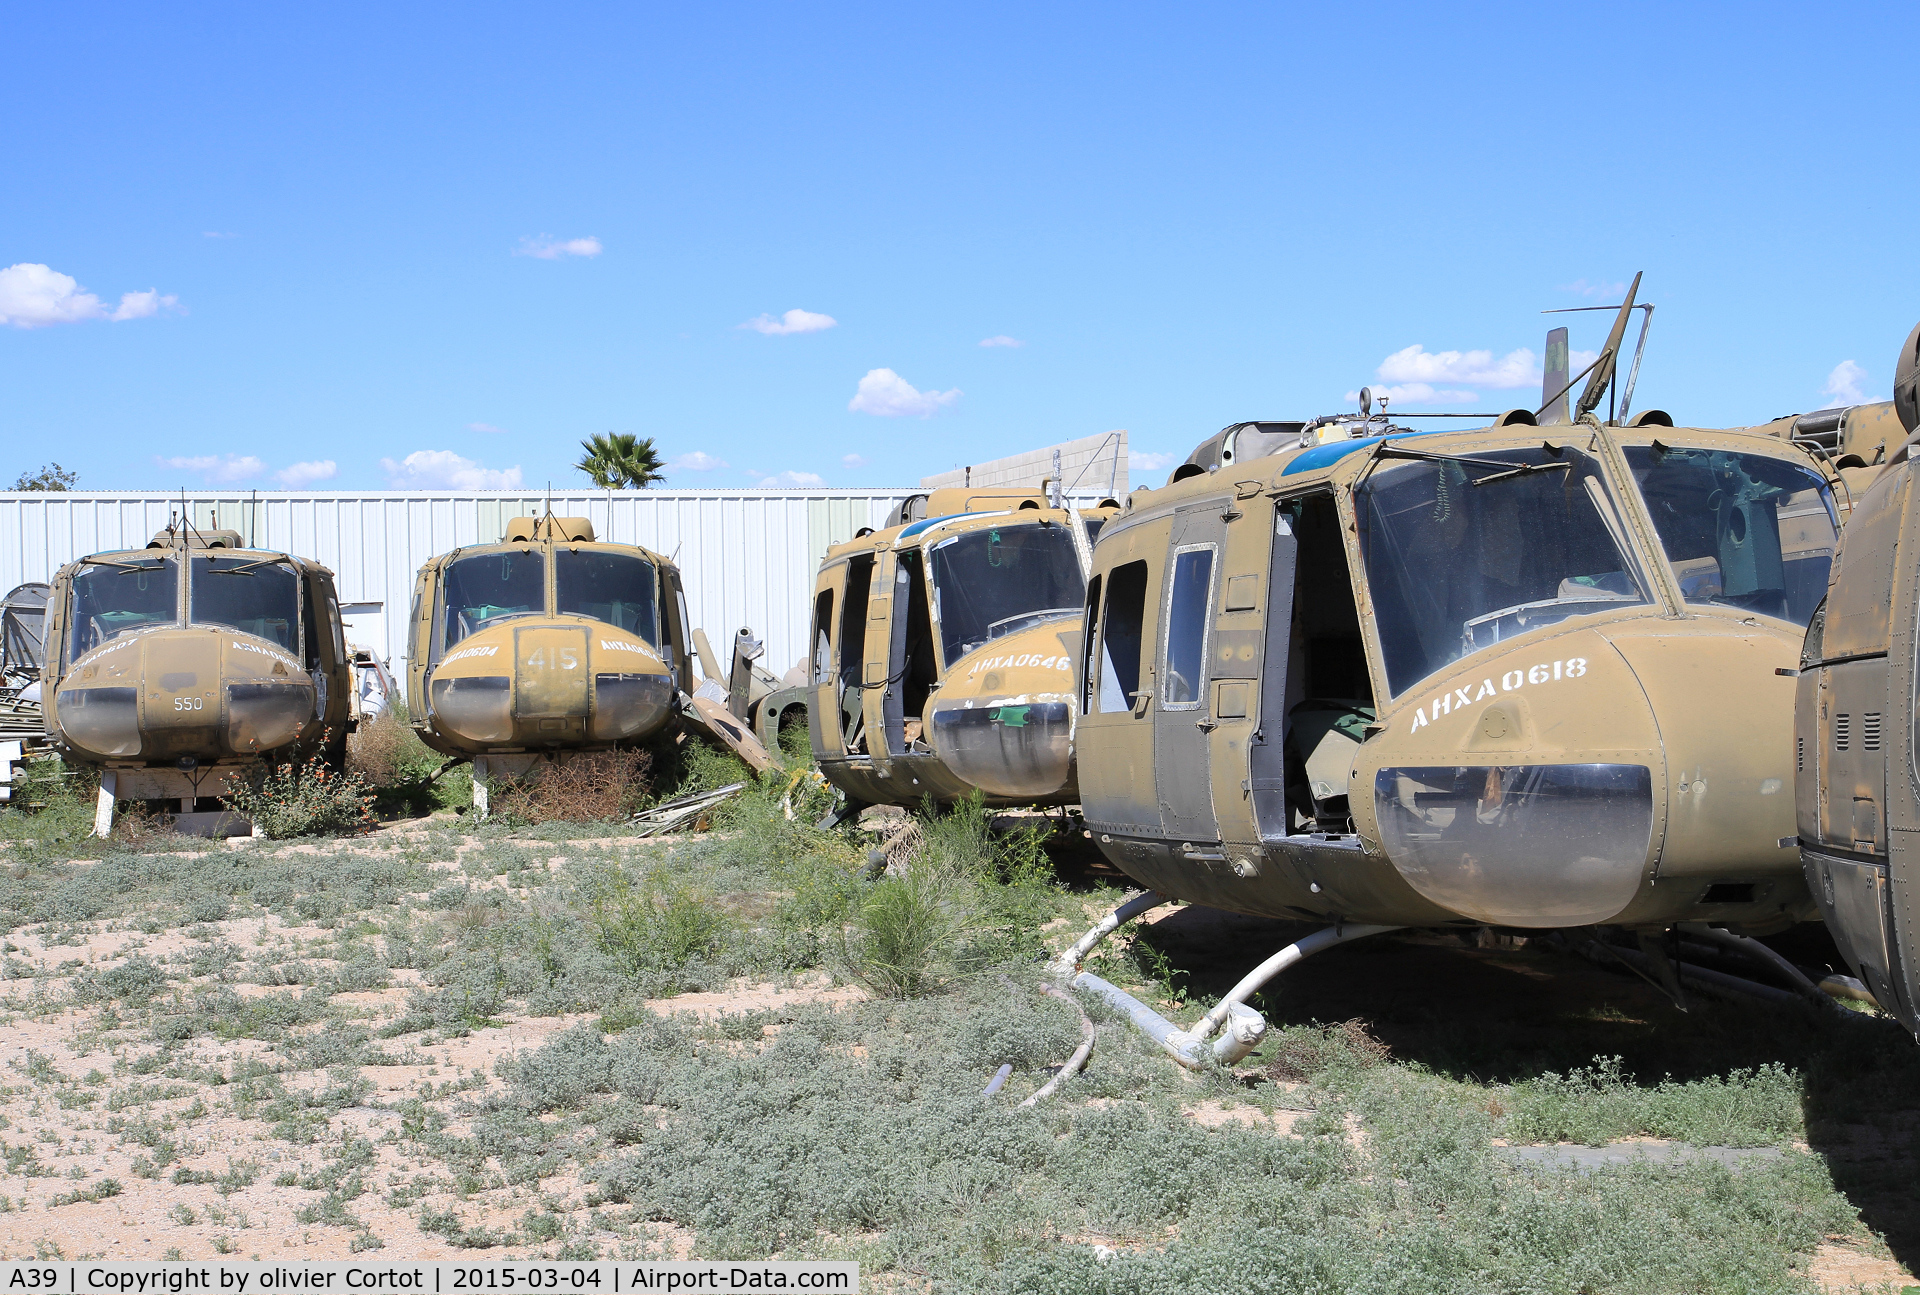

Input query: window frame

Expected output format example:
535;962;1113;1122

1158;541;1219;711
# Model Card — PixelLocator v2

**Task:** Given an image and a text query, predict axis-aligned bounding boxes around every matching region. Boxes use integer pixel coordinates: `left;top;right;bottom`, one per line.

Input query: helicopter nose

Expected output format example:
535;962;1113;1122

1602;624;1798;878
1367;633;1664;928
928;700;1073;798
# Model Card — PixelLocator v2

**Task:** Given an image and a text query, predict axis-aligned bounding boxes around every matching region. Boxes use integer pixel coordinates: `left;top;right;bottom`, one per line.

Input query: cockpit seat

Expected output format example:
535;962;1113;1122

1285;699;1376;826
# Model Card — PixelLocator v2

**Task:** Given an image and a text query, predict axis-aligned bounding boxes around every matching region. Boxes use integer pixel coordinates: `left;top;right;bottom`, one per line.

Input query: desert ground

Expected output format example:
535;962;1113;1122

0;746;1913;1293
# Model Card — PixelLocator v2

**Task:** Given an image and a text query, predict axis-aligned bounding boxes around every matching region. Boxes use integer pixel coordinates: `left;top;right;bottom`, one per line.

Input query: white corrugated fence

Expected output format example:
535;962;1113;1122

0;488;1105;680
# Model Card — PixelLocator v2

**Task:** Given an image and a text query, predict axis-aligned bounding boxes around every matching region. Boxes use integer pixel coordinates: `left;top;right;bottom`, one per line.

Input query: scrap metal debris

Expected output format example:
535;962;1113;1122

629;781;748;837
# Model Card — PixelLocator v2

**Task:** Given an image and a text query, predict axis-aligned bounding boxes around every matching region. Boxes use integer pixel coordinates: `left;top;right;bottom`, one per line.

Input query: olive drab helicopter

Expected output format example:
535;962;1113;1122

42;518;356;837
1793;319;1920;1041
808;485;1117;811
1056;276;1858;1066
406;515;705;811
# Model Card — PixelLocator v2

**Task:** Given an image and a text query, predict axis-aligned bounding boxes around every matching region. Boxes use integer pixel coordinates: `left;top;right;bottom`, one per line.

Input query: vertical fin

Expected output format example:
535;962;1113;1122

1541;327;1571;425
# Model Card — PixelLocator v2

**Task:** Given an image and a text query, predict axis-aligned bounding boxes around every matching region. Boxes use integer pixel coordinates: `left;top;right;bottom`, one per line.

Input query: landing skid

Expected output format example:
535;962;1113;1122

1050;892;1399;1069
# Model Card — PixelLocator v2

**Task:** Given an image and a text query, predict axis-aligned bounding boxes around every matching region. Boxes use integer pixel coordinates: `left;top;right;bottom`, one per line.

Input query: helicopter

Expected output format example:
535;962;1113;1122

405;514;714;811
1058;278;1856;1065
1792;319;1920;1040
41;519;356;837
807;485;1118;812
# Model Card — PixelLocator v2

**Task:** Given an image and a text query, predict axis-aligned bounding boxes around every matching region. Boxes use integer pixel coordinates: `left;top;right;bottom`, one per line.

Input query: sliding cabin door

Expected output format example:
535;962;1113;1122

1153;503;1228;842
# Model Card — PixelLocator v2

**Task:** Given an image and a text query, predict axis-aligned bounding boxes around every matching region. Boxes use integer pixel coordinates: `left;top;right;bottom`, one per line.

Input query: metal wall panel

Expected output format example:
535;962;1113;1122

0;489;1107;684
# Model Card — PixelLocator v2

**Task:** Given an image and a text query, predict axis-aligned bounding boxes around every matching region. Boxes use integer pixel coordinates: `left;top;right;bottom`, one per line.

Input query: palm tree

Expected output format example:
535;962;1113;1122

574;433;666;489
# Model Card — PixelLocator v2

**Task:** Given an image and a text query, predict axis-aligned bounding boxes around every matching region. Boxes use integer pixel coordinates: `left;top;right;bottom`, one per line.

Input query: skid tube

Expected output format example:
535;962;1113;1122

1049;891;1400;1070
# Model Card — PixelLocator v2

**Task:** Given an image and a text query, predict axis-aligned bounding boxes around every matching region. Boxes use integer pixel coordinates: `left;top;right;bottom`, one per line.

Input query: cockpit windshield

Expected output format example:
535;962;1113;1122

190;555;300;652
554;550;659;645
1357;445;1648;696
1623;445;1836;625
66;556;177;663
926;522;1084;665
441;549;545;655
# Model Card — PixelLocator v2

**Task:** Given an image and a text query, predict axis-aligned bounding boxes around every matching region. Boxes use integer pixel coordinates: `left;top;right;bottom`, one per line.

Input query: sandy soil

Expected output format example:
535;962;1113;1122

0;818;1908;1290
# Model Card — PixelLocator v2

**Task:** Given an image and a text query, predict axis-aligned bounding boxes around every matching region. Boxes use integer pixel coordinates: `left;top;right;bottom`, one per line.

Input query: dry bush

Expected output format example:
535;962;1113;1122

1266;1017;1393;1082
111;803;192;850
346;707;433;787
491;749;652;824
871;816;924;875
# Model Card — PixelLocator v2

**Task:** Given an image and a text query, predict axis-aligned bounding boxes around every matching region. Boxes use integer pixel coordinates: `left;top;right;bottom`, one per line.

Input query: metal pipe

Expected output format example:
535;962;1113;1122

1050;890;1169;977
1600;943;1799;1007
1020;982;1095;1107
1684;925;1845;1014
981;1064;1013;1097
1068;922;1398;1070
1190;924;1402;1042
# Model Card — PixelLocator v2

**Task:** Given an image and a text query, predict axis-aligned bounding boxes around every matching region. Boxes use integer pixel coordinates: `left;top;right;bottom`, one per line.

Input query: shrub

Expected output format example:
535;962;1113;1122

490;749;652;824
835;864;966;999
1499;1056;1803;1147
223;746;376;838
585;868;730;983
345;704;439;787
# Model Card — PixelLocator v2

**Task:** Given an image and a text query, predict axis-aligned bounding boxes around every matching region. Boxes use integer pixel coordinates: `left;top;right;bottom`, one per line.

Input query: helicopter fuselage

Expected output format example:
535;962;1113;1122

41;535;354;804
1079;419;1839;933
406;523;694;760
809;506;1106;809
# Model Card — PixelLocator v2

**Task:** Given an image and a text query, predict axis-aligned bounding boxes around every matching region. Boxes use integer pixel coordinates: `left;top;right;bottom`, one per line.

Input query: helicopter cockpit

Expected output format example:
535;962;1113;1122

925;520;1084;664
1355;441;1837;699
434;546;662;664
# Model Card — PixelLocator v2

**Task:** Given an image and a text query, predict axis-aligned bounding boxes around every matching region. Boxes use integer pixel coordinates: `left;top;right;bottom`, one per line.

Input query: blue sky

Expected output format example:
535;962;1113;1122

5;2;1917;493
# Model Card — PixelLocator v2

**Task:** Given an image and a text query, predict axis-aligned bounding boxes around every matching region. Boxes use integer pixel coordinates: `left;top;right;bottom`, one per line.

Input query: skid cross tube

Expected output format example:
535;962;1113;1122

1050;893;1399;1070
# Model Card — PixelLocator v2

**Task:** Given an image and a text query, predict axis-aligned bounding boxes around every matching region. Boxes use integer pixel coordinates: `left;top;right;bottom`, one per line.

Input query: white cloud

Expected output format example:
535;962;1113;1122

979;335;1024;348
1559;278;1628;299
110;289;177;321
156;454;266;484
744;464;829;484
0;264;103;327
1130;450;1178;472
741;308;837;336
1822;360;1868;406
1377;344;1537;389
380;450;524;490
1343;383;1480;406
669;451;729;472
0;263;179;329
467;422;508;435
848;368;961;417
842;453;867;468
202;231;238;240
276;460;337;487
515;234;602;260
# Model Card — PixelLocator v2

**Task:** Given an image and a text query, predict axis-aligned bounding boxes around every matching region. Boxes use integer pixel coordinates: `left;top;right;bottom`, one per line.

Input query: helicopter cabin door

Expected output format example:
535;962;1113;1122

1154;503;1228;841
1245;505;1299;841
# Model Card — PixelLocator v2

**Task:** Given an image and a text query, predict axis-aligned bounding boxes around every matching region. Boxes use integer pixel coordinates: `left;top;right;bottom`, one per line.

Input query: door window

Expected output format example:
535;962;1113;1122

1079;574;1102;714
1161;547;1215;707
1096;561;1148;712
812;590;835;685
